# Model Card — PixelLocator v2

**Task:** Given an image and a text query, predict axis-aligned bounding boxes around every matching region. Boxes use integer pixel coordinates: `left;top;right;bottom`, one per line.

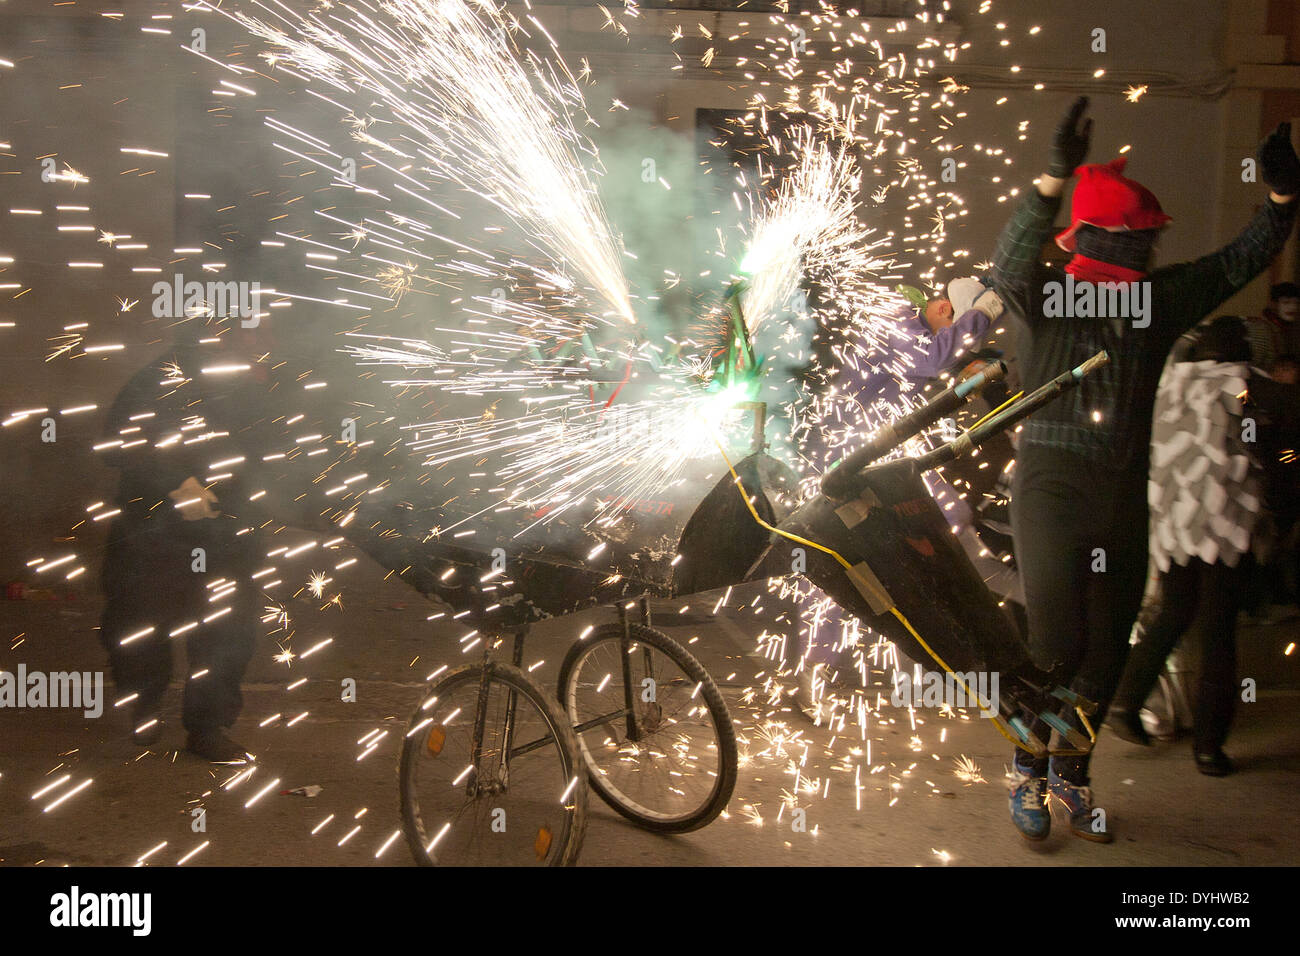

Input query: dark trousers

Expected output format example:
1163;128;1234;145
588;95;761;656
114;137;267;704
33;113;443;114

1113;558;1243;754
1010;447;1149;782
99;530;257;734
1261;519;1299;609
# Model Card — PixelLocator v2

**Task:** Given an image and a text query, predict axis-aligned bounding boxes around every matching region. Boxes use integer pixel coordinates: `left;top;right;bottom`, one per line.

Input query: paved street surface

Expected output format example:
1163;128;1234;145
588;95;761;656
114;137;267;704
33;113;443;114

2;551;1297;867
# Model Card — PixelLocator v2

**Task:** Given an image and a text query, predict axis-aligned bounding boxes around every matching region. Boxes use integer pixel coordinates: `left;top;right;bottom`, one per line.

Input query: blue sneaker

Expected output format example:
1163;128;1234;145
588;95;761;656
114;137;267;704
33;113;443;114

1048;768;1113;843
1008;766;1050;841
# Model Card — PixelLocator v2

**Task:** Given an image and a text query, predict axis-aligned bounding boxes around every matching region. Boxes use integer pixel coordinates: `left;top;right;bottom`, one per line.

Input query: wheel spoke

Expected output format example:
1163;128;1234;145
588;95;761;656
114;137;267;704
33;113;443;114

562;624;735;830
400;664;585;865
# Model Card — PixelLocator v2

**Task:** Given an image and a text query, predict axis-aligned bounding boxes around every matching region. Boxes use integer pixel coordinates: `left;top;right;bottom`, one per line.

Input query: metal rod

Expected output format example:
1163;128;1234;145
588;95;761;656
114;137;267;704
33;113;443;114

912;350;1109;473
499;627;528;788
822;360;1006;500
619;604;638;742
468;642;493;797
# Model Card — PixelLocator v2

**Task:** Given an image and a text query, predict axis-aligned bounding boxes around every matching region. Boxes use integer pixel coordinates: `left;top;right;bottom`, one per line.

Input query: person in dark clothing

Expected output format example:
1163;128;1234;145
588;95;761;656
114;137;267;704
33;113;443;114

1271;352;1300;385
98;302;474;762
1243;352;1300;616
1108;317;1267;776
991;97;1299;842
1247;281;1300;367
99;322;271;763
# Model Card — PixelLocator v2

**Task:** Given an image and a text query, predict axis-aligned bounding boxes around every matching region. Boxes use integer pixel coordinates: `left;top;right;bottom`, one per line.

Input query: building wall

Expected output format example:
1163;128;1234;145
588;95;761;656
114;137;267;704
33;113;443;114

544;0;1237;273
2;0;1296;584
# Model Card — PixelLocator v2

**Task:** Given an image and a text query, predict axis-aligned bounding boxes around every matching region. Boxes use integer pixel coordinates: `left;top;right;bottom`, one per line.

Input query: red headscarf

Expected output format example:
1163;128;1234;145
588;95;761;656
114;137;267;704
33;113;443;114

1055;157;1171;283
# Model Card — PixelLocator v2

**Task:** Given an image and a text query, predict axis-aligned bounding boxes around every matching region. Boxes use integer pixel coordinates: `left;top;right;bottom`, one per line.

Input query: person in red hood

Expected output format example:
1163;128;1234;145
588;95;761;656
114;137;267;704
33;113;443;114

991;97;1299;843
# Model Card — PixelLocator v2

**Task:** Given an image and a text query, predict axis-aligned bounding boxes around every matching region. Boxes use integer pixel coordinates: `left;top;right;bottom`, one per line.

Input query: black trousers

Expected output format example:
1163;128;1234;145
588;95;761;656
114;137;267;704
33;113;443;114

1010;446;1149;782
99;522;258;734
1113;558;1243;754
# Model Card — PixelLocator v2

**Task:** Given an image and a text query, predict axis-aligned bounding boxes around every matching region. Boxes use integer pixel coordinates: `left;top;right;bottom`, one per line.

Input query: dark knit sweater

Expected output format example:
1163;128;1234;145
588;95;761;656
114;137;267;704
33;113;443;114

991;190;1297;472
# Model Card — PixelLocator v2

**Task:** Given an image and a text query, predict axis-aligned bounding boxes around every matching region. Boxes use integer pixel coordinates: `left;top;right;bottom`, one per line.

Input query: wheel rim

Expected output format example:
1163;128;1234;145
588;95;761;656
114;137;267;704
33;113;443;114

402;669;579;865
565;634;724;825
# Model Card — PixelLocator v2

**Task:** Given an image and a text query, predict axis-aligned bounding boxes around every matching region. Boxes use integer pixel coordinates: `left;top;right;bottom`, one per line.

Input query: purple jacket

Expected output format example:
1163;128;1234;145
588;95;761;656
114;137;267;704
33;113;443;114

903;307;991;383
855;305;991;406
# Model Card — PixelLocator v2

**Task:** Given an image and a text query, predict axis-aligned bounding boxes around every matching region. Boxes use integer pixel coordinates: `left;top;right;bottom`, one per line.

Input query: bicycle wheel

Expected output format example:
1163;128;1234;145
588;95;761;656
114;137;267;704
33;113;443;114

557;622;737;833
399;661;587;866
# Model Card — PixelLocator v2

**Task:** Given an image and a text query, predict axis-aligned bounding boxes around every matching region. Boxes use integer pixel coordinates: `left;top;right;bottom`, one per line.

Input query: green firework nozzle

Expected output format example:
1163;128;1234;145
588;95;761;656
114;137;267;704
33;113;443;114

711;280;761;399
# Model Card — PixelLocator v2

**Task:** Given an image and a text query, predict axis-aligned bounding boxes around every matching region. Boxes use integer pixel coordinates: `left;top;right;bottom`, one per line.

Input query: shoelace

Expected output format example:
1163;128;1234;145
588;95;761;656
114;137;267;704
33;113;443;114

1009;772;1046;803
1051;781;1094;809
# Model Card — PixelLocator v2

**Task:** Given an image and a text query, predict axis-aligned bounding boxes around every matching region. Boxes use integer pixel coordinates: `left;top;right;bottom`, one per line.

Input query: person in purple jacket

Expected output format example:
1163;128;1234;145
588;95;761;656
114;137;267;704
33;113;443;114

794;285;1001;717
852;285;998;412
902;276;1004;385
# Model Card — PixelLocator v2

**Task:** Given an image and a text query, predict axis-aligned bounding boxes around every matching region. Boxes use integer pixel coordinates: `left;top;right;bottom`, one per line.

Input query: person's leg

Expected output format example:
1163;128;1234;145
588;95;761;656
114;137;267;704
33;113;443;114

1050;492;1150;785
1111;562;1200;717
1043;474;1148;843
99;579;180;744
1268;512;1300;610
1013;507;1091;679
1284;530;1300;609
1009;455;1091;736
1264;552;1288;609
1006;452;1090;839
101;521;207;741
1192;560;1245;764
182;584;257;739
100;598;171;707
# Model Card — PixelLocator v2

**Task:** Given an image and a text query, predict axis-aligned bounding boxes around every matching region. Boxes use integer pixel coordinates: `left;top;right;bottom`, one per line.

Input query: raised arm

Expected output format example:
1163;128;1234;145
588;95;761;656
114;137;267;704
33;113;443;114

990;97;1090;299
989;191;1063;300
1159;123;1299;341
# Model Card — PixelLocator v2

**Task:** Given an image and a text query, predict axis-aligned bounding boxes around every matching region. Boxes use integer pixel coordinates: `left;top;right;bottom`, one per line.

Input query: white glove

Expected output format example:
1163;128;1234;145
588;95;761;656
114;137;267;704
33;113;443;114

947;277;1005;322
168;476;219;521
974;288;1006;322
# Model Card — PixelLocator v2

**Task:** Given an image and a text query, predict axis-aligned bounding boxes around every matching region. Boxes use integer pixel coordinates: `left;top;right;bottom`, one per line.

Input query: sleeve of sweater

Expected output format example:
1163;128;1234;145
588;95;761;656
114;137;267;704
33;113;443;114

989;190;1063;316
1156;198;1298;345
912;309;992;380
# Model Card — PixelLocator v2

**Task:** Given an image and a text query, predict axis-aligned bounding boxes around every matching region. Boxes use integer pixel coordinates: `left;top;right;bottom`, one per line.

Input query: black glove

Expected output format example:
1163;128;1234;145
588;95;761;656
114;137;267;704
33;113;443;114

1259;122;1300;196
1047;96;1092;179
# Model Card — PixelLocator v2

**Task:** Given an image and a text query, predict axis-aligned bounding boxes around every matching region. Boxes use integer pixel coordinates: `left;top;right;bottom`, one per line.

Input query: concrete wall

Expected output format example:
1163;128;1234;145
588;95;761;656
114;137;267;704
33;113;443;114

542;0;1237;271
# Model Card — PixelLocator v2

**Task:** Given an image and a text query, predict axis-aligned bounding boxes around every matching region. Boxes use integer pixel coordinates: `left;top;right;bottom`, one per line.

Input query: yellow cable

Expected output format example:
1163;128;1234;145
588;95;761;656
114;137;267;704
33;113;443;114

968;389;1023;430
710;433;1032;751
885;605;1028;751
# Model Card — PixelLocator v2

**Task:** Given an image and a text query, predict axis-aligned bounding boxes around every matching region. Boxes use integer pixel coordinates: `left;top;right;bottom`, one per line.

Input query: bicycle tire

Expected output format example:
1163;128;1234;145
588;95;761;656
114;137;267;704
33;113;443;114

399;661;587;866
557;622;737;833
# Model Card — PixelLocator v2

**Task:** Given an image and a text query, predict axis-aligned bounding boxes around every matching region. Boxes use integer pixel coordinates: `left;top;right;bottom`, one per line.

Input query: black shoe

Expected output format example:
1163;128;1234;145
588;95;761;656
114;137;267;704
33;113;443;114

1105;706;1151;747
1194;749;1234;776
130;697;165;747
186;730;253;763
131;717;164;747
